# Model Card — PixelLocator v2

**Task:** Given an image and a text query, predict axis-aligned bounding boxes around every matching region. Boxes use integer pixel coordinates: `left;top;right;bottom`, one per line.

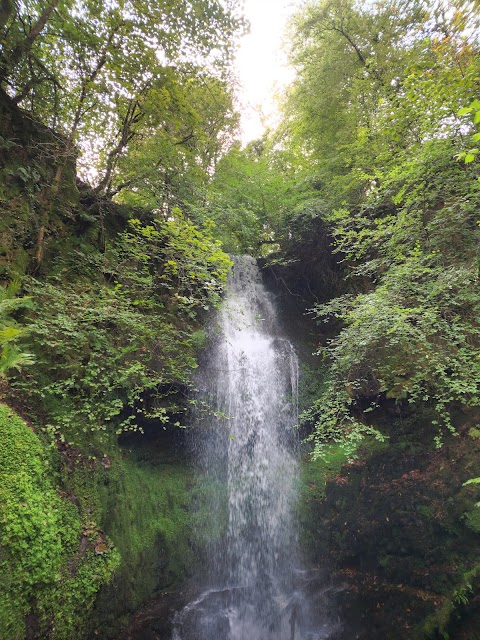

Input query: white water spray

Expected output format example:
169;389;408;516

173;256;334;640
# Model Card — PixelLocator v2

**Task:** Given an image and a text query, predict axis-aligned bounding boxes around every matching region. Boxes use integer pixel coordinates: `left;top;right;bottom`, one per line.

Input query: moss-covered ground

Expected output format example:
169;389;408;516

0;401;208;640
0;403;119;639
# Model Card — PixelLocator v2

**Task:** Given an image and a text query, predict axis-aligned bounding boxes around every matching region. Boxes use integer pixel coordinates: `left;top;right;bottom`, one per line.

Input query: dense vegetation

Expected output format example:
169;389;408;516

284;0;480;455
1;0;480;638
201;0;480;458
0;0;241;636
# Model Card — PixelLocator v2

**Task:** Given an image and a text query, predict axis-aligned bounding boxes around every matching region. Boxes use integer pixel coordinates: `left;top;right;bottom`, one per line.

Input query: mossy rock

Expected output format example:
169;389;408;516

88;447;227;638
0;404;119;639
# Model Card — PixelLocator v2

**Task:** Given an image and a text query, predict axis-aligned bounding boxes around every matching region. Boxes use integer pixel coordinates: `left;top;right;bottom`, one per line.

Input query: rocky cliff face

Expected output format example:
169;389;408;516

301;406;480;639
0;89;135;281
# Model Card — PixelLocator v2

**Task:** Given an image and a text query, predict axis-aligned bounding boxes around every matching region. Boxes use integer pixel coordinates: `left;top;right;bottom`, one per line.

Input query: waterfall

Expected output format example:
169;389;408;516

173;256;334;640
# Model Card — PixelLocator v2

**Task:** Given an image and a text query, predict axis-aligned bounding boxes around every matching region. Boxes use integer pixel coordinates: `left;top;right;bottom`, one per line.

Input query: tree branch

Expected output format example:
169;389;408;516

94;98;144;195
0;0;59;81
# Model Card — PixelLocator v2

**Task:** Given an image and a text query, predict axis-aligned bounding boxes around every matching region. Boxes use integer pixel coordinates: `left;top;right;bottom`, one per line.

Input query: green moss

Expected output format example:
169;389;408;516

417;504;435;519
0;413;202;640
191;328;208;351
106;458;194;580
297;443;349;558
0;404;119;639
48;548;120;640
464;507;480;534
189;475;228;547
59;438;204;639
420;563;480;639
468;427;480;440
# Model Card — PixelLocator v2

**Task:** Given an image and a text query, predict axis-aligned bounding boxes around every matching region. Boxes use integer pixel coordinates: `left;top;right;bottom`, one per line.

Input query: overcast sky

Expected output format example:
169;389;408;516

235;0;303;143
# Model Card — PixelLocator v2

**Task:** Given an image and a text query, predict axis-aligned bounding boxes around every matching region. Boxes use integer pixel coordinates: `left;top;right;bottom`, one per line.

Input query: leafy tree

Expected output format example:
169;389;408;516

110;71;239;210
0;0;245;264
191;137;317;255
275;0;480;453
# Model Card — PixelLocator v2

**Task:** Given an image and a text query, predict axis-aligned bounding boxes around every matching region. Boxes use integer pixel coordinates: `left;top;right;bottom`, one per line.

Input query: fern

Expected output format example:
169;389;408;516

0;343;35;377
0;282;34;377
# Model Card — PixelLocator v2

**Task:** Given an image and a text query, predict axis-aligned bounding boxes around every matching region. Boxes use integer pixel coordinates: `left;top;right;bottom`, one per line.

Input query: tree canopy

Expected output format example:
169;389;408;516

274;0;480;454
0;0;245;196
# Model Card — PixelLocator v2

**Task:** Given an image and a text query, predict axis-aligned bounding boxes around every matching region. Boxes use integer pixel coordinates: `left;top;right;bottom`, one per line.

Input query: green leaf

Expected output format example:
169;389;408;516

464;478;480;486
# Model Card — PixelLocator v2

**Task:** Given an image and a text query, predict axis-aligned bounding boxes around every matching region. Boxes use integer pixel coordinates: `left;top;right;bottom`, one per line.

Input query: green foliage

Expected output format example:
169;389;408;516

457;99;480;168
270;0;480;453
301;383;387;458
4;0;480;636
421;563;480;638
191;329;208;352
0;0;244;277
0;404;119;639
14;211;231;445
308;142;480;450
0;1;238;637
0;0;245;175
114;211;232;316
192;139;317;255
113;72;239;209
0;281;34;377
88;452;196;633
463;477;480;486
0;61;233;634
107;460;195;580
74;440;227;638
464;507;480;534
300;443;349;499
297;443;350;557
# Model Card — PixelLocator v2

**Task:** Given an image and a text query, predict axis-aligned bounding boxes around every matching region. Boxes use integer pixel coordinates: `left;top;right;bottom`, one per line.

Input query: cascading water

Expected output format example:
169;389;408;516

173;256;336;640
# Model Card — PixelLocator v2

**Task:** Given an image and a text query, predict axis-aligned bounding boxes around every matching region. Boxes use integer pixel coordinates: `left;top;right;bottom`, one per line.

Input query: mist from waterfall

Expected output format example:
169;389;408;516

173;256;336;640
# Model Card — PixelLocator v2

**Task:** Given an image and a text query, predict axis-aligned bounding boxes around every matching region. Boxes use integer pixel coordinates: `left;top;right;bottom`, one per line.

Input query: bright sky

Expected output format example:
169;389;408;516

235;0;303;143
